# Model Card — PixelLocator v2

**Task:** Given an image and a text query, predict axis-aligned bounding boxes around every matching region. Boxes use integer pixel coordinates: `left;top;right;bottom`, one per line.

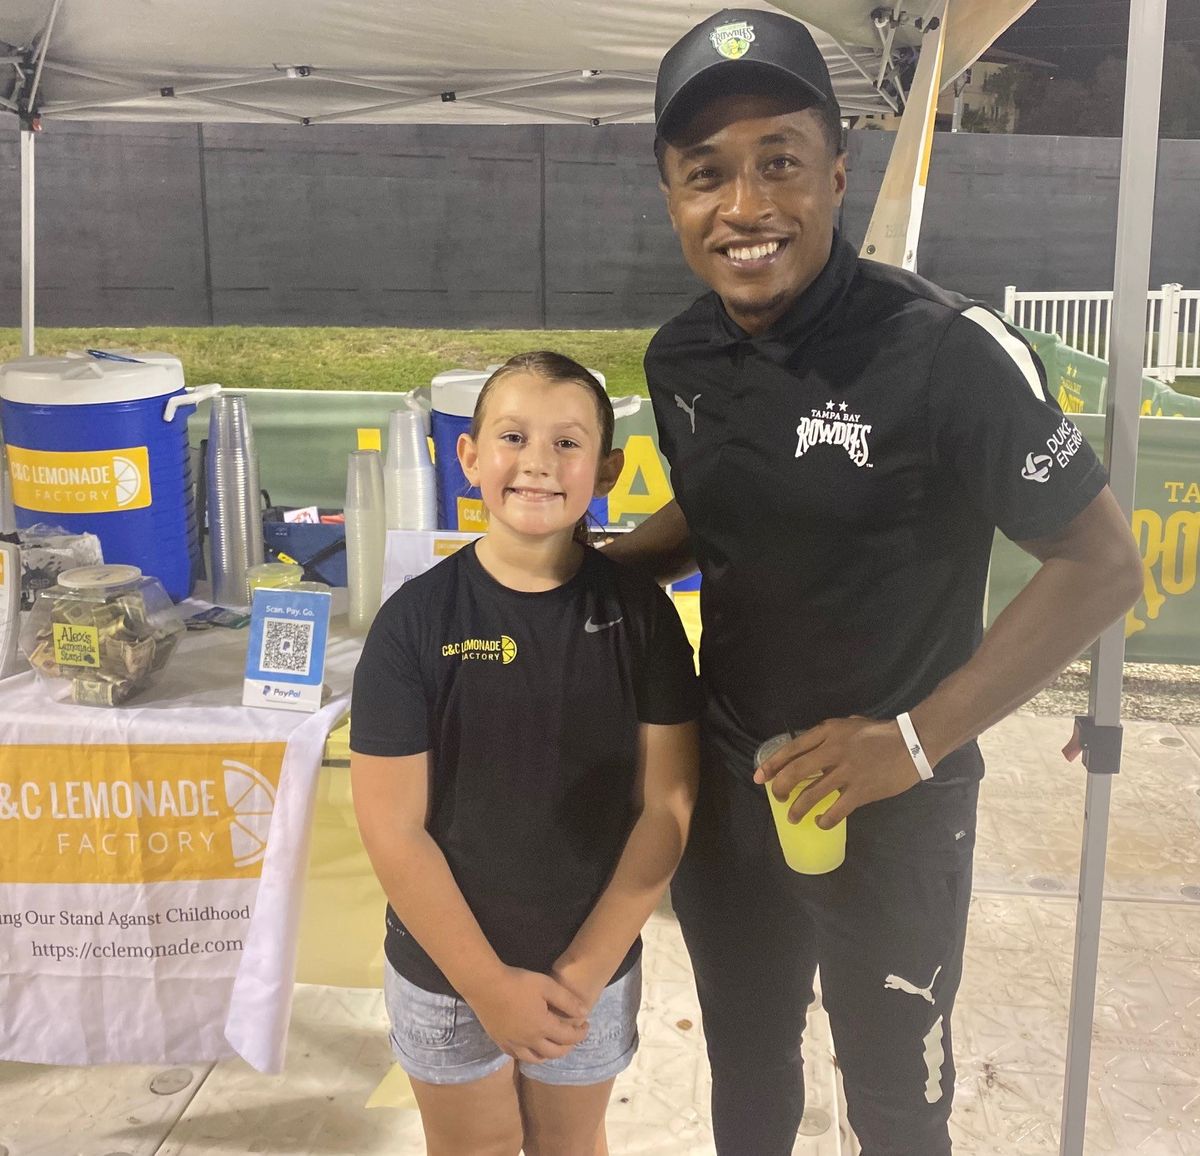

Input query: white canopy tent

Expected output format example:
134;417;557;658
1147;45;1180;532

0;3;1169;1153
1;0;1034;126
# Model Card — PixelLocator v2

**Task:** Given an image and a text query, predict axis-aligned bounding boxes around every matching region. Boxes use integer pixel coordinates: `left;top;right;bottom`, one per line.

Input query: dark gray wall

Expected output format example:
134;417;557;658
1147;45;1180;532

2;120;1198;328
842;132;1200;302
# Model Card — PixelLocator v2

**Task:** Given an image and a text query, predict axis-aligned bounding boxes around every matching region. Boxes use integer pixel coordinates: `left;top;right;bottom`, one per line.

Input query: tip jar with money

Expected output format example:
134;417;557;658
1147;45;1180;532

20;564;184;707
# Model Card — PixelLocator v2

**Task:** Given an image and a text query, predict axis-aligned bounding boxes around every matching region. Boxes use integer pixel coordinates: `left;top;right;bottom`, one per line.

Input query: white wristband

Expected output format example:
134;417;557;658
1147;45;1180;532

896;712;935;781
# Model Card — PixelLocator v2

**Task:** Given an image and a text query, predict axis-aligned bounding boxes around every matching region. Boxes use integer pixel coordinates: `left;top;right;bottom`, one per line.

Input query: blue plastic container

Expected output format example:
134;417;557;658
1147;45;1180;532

0;352;220;601
430;371;485;530
429;368;609;532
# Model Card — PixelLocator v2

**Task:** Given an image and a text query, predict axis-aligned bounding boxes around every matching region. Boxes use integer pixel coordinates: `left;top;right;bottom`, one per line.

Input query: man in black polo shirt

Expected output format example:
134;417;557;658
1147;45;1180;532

606;9;1143;1155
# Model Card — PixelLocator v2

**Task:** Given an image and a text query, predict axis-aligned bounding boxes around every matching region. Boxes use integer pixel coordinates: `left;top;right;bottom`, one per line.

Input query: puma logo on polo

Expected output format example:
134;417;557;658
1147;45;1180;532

675;393;701;434
884;964;942;1004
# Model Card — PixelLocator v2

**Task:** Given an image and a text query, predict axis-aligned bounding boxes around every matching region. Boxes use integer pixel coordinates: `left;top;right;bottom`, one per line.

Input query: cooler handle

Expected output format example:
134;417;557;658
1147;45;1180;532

163;383;222;423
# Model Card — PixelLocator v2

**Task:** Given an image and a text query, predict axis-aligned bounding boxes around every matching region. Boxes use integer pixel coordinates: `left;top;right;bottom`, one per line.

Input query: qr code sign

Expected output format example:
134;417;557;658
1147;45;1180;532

259;617;314;676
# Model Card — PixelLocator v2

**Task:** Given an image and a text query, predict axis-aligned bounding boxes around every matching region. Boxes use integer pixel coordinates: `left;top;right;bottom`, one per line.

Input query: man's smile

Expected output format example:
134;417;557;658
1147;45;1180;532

719;238;788;267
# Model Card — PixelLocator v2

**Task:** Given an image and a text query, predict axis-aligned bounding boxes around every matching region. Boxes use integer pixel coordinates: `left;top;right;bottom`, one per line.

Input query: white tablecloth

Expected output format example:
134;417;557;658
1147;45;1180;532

0;612;362;1072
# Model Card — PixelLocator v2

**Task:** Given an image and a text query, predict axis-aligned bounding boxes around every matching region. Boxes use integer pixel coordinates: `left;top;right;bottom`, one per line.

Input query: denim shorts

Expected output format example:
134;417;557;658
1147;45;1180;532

383;959;641;1087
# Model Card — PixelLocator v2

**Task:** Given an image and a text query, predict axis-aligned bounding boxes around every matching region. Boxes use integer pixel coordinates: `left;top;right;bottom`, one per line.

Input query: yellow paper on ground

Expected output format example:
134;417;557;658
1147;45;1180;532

366;1063;420;1110
295;762;388;988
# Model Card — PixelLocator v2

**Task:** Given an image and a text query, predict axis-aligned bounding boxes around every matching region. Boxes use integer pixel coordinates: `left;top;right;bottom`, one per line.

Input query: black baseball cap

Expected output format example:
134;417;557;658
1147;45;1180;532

655;8;834;140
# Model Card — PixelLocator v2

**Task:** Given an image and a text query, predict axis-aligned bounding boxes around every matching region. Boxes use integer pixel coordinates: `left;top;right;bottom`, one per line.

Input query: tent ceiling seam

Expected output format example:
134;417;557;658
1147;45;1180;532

591;104;656;125
29;64;679;125
460;95;601;125
40;59;145;89
593;70;656;87
305;93;443;125
182;92;305;122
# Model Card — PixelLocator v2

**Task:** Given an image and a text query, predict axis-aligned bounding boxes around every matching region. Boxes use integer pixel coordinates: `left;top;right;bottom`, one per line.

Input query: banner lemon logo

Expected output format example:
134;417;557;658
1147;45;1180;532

223;759;277;868
500;635;517;664
112;455;143;507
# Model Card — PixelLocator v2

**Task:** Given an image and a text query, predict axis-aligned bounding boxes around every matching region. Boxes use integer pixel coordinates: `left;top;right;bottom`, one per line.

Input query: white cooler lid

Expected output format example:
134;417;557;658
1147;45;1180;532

431;370;489;418
430;365;608;419
0;351;185;406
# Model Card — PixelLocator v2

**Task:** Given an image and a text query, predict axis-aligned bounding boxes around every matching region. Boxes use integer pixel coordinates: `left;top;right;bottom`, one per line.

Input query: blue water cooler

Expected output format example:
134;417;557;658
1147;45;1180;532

0;351;220;601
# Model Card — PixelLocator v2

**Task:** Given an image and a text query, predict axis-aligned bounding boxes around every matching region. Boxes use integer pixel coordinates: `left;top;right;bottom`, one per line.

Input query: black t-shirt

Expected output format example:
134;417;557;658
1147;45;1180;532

350;542;701;996
645;234;1107;782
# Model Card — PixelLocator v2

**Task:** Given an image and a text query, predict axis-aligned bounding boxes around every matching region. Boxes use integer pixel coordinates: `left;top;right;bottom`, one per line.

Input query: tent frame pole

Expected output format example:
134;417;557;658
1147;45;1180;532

20;126;35;357
1059;1;1167;1152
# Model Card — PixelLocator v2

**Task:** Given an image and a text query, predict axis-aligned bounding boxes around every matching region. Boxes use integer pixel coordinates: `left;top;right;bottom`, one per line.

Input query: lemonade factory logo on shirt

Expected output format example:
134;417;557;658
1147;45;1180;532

441;635;518;664
0;743;286;884
6;445;152;514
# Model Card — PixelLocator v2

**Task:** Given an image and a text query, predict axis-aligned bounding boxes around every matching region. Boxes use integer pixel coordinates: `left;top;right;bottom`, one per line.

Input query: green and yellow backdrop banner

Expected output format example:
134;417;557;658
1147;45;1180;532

190;336;1200;664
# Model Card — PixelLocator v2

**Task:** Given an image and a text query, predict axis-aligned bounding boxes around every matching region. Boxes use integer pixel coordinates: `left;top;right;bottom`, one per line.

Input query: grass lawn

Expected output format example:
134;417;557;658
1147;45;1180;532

3;327;1197;406
0;327;658;398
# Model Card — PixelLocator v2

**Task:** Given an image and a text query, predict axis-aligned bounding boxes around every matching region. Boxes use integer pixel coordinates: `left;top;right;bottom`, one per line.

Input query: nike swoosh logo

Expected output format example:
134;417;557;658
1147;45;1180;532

584;616;623;633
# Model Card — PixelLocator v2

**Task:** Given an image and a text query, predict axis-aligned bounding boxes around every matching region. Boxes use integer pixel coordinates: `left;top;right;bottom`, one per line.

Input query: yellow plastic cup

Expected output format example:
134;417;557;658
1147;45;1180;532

247;562;303;591
756;734;846;875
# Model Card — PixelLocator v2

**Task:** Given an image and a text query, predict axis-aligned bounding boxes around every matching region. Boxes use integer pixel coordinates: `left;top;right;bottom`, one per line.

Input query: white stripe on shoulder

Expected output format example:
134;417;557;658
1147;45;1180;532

960;305;1046;401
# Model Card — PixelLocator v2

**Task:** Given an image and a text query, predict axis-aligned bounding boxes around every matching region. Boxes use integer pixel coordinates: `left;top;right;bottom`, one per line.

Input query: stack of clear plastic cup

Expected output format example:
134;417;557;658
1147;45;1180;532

384;406;436;531
345;449;386;633
0;441;15;533
206;393;264;608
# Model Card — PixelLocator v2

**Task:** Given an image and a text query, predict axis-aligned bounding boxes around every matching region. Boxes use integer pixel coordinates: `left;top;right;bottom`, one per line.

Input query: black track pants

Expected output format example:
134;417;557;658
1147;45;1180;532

670;758;978;1156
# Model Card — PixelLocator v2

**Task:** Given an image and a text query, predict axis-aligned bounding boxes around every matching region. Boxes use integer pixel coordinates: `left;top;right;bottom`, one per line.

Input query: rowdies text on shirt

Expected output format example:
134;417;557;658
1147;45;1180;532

795;403;873;468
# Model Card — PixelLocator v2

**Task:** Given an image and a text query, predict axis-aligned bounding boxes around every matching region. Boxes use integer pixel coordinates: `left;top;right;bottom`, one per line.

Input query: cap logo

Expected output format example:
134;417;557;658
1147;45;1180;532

710;21;755;60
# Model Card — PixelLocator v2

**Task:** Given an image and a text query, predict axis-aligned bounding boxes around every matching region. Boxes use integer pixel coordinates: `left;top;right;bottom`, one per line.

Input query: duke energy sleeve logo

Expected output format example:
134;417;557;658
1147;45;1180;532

7;445;153;513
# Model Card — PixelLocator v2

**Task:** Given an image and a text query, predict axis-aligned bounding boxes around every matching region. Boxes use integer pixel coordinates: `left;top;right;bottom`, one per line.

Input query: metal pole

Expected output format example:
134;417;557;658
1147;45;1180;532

950;72;967;133
1059;1;1166;1153
20;127;35;357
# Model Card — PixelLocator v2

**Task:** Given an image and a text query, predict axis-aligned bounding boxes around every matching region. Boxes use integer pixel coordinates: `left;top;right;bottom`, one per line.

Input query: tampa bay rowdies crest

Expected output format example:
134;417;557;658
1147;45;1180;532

710;21;755;59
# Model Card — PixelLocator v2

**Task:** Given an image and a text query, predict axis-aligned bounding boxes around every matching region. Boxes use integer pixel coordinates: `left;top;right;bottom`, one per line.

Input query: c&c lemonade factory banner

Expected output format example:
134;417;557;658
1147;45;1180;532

0;625;357;1071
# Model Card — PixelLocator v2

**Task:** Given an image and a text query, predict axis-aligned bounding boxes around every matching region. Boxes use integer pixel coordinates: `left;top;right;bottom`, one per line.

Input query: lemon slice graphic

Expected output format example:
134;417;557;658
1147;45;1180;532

223;759;277;869
112;455;142;507
500;635;517;664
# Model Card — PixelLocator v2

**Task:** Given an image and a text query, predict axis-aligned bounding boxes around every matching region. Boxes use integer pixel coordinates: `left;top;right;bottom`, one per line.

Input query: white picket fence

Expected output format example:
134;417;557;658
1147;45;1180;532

1003;284;1200;383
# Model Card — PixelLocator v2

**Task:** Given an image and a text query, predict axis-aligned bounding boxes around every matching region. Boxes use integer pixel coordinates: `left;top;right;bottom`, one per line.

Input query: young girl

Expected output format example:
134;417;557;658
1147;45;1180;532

350;351;701;1156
